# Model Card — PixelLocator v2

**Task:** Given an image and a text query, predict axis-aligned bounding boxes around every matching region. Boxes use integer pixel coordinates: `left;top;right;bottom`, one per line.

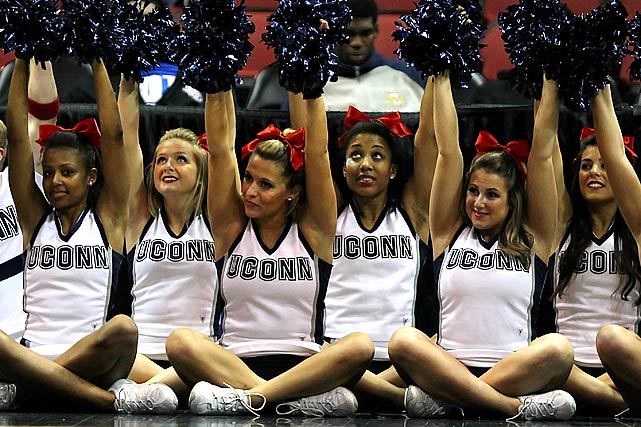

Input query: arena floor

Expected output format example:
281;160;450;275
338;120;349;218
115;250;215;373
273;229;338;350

0;413;639;427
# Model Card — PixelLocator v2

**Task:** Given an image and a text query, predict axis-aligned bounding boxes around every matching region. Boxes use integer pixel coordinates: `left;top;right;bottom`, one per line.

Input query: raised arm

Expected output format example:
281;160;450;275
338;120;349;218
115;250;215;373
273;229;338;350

205;90;244;256
93;59;129;250
534;85;569;249
27;59;59;173
288;92;306;130
118;76;147;250
429;72;464;257
7;58;48;244
592;85;641;241
403;75;437;243
527;77;558;260
299;95;336;263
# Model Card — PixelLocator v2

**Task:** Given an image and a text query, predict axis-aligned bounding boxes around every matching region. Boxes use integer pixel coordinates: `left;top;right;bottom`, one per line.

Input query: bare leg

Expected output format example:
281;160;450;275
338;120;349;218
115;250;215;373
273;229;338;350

597;325;641;413
479;333;574;395
167;329;374;406
128;354;164;383
390;328;574;416
559;365;625;412
0;330;115;411
351;370;405;410
144;367;190;398
54;315;138;389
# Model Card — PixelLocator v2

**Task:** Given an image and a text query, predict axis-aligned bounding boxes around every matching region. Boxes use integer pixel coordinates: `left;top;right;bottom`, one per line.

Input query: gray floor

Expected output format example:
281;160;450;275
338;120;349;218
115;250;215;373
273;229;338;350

0;413;639;427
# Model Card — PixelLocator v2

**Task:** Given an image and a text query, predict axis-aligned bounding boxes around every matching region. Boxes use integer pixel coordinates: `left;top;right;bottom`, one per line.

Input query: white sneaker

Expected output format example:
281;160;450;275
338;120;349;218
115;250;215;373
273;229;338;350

109;379;178;414
510;390;576;420
189;381;265;416
275;387;357;417
404;385;461;418
0;383;16;411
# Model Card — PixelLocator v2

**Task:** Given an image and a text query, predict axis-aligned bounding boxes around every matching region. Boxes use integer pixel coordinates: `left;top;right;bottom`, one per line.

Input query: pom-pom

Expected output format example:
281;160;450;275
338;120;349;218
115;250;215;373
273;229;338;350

0;0;66;65
262;0;351;99
111;1;180;83
170;0;254;93
60;0;124;65
559;0;629;111
393;0;485;89
498;0;573;100
628;12;641;81
452;0;483;26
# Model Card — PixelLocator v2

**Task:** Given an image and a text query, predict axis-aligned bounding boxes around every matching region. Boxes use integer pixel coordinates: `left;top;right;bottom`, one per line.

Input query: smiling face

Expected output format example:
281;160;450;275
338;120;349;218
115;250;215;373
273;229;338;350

241;154;299;220
42;147;96;212
343;133;396;201
578;145;614;206
465;168;511;241
152;138;199;198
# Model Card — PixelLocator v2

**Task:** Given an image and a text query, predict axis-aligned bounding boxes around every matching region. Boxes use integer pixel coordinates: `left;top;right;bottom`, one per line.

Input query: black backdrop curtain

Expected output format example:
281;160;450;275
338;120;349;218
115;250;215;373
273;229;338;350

2;103;640;174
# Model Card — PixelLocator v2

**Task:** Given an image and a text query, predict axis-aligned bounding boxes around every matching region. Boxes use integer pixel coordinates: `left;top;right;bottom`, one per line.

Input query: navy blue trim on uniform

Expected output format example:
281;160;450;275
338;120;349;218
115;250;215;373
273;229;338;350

29;213;50;248
349;199;392;233
251;217;292;255
138;216;156;242
313;257;331;345
0;254;24;282
54;207;90;242
337;202;348;217
298;226;315;258
92;207;112;250
592;223;615;247
225;222;247;260
474;227;499;250
397;204;418;237
160;206;193;239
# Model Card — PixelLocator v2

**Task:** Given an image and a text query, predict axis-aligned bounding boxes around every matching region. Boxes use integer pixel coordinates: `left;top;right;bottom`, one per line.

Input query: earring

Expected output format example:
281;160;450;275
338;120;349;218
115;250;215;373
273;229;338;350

89;180;94;186
390;175;395;180
287;197;293;202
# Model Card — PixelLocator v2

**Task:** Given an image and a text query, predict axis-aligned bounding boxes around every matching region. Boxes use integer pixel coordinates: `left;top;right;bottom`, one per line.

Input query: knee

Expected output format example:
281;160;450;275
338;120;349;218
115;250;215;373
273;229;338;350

596;325;631;363
166;328;202;366
98;315;138;349
335;332;375;369
535;333;574;367
388;327;429;364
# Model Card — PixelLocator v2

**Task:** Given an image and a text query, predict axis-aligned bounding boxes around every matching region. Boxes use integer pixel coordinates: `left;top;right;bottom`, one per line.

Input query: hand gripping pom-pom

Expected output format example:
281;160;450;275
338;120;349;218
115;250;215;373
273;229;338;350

170;0;254;94
392;0;485;89
498;0;574;100
0;0;66;65
558;0;629;111
262;0;351;99
111;1;180;83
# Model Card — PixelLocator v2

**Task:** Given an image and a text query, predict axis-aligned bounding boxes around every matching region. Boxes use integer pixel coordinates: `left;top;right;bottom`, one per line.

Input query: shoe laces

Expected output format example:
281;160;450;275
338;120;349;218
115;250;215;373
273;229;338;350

615;408;630;419
217;383;266;417
113;387;155;414
276;394;337;417
507;395;555;421
0;384;16;406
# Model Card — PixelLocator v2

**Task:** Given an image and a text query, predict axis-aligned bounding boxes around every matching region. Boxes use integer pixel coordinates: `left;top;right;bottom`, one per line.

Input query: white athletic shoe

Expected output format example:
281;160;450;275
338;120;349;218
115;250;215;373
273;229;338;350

0;383;16;411
404;385;462;418
109;379;178;414
275;387;358;417
189;381;265;416
509;390;576;420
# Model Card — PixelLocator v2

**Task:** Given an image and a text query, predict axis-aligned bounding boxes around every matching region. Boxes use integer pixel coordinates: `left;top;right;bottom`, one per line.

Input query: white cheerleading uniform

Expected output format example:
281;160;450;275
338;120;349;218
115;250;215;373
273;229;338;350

552;229;641;367
216;219;331;357
325;202;428;360
432;226;547;368
0;169;43;340
22;207;124;359
131;209;217;360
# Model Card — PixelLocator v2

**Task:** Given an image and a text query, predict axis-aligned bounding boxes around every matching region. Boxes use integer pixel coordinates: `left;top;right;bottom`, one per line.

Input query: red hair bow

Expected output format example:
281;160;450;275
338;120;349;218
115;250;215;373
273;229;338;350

338;106;414;145
242;124;306;170
36;118;101;152
475;131;530;180
197;133;209;152
580;127;636;165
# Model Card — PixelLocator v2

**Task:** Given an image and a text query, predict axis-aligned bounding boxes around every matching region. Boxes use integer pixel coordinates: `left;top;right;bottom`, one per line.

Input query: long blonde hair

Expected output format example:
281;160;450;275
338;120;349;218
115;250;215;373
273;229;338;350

460;150;532;268
147;128;208;218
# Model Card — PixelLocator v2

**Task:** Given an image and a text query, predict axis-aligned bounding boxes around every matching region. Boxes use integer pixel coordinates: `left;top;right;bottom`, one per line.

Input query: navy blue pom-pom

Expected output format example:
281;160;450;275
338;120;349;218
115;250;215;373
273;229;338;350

629;12;641;81
111;1;180;83
559;0;629;111
170;0;254;93
452;0;483;26
0;0;66;64
498;0;573;100
262;0;351;99
393;0;484;89
60;0;124;65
